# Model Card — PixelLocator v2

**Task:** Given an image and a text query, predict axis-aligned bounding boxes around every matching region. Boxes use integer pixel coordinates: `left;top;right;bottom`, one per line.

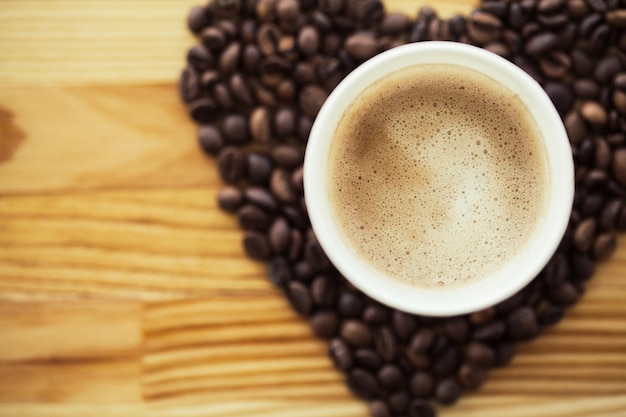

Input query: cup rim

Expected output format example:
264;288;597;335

303;41;574;316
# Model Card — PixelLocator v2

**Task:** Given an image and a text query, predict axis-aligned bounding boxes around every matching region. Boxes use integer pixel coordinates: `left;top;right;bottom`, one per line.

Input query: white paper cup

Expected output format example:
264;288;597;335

304;42;574;317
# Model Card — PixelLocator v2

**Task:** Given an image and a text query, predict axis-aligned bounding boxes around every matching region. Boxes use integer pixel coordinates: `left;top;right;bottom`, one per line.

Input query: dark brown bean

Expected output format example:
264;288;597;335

298;85;328;118
218;147;245;184
329;337;353;371
267;256;291;286
197;125;224;155
311;310;339;338
472;320;506;342
347;368;380;399
273;107;297;138
408;399;435;417
599;199;624;231
467;11;502;44
606;10;626;27
354;348;383;370
574;217;597;251
237;204;270;231
458;363;488;389
593;232;617;260
213;83;235;111
507;306;539;341
525;32;560;56
435;378;461;405
464;341;495;367
341;319;373;347
581;101;608;125
369;400;392;417
374;326;397;361
409;371;433;398
249;107;272;143
223;114;249;143
345;32;379;61
219;42;241;75
377;364;404;390
217;186;243;212
337;291;365;317
268;216;290;253
243;231;272;259
493;341;516;366
229;73;255;106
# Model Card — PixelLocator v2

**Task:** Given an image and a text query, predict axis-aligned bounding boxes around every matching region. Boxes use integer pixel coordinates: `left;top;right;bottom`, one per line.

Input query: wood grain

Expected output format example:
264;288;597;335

0;0;625;416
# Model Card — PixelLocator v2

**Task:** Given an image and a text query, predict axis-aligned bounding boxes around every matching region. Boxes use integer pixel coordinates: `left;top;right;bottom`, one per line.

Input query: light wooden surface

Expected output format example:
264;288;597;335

0;1;625;416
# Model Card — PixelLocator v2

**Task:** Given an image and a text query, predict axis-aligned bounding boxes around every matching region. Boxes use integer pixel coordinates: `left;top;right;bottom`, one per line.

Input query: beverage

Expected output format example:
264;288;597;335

327;63;549;289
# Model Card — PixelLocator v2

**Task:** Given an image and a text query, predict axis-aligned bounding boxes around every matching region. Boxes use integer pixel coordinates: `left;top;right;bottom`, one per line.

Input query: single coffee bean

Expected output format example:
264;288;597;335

374;326;397;361
443;317;470;343
311;273;336;307
369;400;391;417
237;204;270;231
345;32;379;61
389;391;409;415
219;42;241;75
257;23;281;55
287;280;313;315
246;153;273;185
268;216;290;253
464;341;495;367
200;70;220;90
467;10;502;44
298;84;328;118
249;107;272;143
574;78;601;99
267;256;291;286
337;291;366;318
201;27;227;51
539;52;571;80
197;125;224;155
595;137;611;169
298;115;314;142
293;259;314;281
593;232;617;260
435;377;461;405
548;280;582;305
377;364;404;390
587;0;608;12
273;107;297;138
188;97;218;122
574;217;597;251
243;230;272;259
229;73;255;107
297;25;320;56
223;113;249;143
590;24;611;53
599;199;624;231
571;49;594;76
354;348;383;370
570;252;596;280
581;101;608;125
187;44;215;72
407;328;435;355
363;304;390;325
287;228;303;260
472;320;506;342
243;44;262;73
582;193;605;216
310;310;339;338
580;13;603;38
217;186;243;212
458;363;488;389
347;367;380;400
507;306;540;341
595;55;623;84
218;147;245;184
329;337;353;371
537;0;566;13
408;399;435;417
409;371;433;398
469;307;496;325
212;83;235;111
187;6;211;34
270;168;298;203
179;67;202;103
525;32;560;56
291;166;304;193
341;319;373;348
270;145;302;169
614;90;626;115
276;79;296;102
381;12;411;35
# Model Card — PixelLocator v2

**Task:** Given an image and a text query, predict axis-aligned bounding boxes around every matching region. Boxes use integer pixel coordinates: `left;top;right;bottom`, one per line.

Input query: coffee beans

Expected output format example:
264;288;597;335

182;1;626;415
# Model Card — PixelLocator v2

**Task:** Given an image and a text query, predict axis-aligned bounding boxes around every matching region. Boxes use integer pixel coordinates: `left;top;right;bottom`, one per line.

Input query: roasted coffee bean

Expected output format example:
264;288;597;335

219;42;241;75
187;6;211;34
311;310;339;338
197;125;224;155
381;12;411;35
435;377;461;405
595;137;611;169
311;273;336;307
458;363;488;389
299;84;328;117
267;255;291;285
574;78;601;98
570;251;596;280
389;392;409;415
409;371;434;398
581;100;608;125
246;153;272;185
539;52;571;80
230;73;255;106
270;145;301;169
543;252;570;286
329;337;353;371
443;317;469;343
180;67;201;103
606;9;626;27
408;399;435;417
574;217;597;251
188;97;218;122
571;49;594;76
243;230;272;259
432;345;460;377
549;280;582;305
257;23;282;55
345;32;379;61
201;27;227;51
293;61;317;85
268;216;290;252
270;168;298;203
467;11;502;44
614;90;626;114
200;70;220;90
369;400;391;417
600;199;624;231
374;326;397;361
354;348;383;370
291;166;304;192
187;44;215;71
582;193;605;216
337;291;366;317
376;364;403;392
472;320;506;342
243;44;262;73
223;114;249;143
525;32;560;56
276;0;299;21
341;319;373;347
237;204;270;231
408;328;435;354
521;21;541;39
212;83;235;111
249;107;272;143
537;0;566;13
293;259;314;281
615;148;626;186
593;232;617;260
347;368;380;399
276;79;296;102
273;107;297;138
287;228;303;260
507;306;540;341
580;13;603;38
493;341;516;366
595;55;623;84
297;25;320;56
218;147;245;184
464;341;495;367
363;304;390;325
217;186;243;212
287;280;313;315
590;23;611;53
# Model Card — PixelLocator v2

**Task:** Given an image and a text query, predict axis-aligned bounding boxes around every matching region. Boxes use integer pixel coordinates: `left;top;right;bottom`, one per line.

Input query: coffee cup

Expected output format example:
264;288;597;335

303;42;574;317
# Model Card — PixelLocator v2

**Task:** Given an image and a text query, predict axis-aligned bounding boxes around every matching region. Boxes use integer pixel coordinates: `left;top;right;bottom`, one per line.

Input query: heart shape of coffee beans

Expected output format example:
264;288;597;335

179;0;626;415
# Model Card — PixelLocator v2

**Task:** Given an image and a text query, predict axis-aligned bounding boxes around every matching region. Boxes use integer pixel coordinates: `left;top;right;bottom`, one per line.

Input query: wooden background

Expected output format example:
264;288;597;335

0;0;625;416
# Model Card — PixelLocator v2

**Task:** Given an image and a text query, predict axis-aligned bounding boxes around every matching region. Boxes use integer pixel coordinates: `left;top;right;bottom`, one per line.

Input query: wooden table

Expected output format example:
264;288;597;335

0;1;625;416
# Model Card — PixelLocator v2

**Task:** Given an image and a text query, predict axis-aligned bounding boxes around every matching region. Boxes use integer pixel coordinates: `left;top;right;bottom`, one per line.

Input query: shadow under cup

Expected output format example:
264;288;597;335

303;42;574;317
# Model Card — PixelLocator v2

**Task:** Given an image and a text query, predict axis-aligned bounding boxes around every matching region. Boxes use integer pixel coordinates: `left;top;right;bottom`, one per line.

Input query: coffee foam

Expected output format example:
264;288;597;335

328;64;549;289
